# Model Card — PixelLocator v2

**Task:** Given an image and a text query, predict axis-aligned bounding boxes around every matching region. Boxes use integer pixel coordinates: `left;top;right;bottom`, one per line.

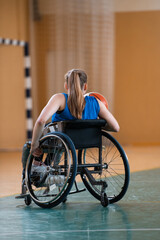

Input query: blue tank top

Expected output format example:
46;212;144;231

51;93;100;122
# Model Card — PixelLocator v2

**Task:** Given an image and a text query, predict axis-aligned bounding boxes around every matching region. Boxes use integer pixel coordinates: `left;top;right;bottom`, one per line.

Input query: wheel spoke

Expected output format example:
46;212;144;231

81;131;129;203
26;133;77;208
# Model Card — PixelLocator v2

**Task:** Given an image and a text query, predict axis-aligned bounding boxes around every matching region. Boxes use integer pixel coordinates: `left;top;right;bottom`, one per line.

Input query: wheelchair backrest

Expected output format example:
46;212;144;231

56;119;106;149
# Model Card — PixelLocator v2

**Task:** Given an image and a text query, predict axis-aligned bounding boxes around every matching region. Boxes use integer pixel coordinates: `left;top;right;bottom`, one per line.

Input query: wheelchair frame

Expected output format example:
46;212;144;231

16;119;130;208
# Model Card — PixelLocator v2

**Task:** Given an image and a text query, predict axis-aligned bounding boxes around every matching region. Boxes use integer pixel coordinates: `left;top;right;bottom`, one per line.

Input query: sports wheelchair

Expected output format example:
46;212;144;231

16;119;130;208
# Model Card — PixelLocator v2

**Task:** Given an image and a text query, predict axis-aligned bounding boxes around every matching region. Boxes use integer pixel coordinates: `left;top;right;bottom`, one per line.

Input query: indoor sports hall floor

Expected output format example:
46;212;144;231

0;146;160;240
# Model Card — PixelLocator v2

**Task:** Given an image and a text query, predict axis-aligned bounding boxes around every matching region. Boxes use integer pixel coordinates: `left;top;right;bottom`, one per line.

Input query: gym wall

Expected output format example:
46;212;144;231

114;5;160;144
1;0;160;149
31;0;115;114
30;0;160;145
0;0;29;149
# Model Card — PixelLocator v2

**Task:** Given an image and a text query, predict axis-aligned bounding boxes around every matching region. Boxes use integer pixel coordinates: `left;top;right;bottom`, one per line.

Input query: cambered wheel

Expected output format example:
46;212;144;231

26;132;77;208
80;131;130;204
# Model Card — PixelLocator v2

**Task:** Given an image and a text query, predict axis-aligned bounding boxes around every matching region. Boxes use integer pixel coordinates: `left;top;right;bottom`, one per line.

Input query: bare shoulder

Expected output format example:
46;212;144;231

96;99;106;110
50;93;66;111
51;93;63;98
49;93;64;102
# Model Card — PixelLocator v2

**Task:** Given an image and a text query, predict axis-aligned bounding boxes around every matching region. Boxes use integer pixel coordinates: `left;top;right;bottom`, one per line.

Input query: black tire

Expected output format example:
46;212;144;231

101;192;109;207
26;132;77;208
80;131;130;204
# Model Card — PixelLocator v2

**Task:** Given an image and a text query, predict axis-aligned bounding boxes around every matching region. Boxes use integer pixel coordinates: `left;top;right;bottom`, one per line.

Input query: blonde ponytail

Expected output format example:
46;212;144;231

65;69;87;119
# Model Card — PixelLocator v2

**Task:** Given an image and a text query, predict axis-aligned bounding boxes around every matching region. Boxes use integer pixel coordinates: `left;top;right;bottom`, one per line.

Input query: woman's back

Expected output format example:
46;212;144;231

52;93;100;122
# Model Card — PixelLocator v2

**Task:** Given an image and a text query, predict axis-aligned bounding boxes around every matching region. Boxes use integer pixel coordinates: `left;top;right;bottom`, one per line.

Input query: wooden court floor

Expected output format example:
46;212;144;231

0;145;160;239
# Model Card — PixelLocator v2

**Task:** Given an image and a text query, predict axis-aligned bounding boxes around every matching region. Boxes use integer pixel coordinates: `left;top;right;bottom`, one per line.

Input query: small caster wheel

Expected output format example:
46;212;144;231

24;195;32;206
101;192;109;207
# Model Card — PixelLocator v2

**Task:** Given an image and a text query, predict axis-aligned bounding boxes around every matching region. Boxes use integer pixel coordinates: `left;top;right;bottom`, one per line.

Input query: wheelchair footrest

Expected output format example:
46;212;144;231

15;193;30;199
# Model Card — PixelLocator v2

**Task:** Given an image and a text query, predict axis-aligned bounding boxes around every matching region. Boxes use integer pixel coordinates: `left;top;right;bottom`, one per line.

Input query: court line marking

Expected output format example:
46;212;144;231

1;228;160;236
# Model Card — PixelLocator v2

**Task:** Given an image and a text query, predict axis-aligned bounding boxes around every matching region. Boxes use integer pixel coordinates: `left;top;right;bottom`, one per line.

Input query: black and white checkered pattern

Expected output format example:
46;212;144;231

0;37;33;140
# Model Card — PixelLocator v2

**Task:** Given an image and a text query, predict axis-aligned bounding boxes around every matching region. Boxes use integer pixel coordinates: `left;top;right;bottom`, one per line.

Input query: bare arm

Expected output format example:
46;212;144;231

98;100;120;132
31;93;65;154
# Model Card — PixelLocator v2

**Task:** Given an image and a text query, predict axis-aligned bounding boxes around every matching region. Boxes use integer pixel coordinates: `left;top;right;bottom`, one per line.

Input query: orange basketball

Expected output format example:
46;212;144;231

87;92;109;109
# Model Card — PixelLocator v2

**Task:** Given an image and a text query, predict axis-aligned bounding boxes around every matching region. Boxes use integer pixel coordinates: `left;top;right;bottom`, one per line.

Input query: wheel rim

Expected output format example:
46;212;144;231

26;135;72;204
82;131;129;203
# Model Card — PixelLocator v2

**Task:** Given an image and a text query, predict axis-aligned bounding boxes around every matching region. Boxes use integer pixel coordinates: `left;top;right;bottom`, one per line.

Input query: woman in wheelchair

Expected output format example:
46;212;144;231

18;69;126;208
31;69;119;159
